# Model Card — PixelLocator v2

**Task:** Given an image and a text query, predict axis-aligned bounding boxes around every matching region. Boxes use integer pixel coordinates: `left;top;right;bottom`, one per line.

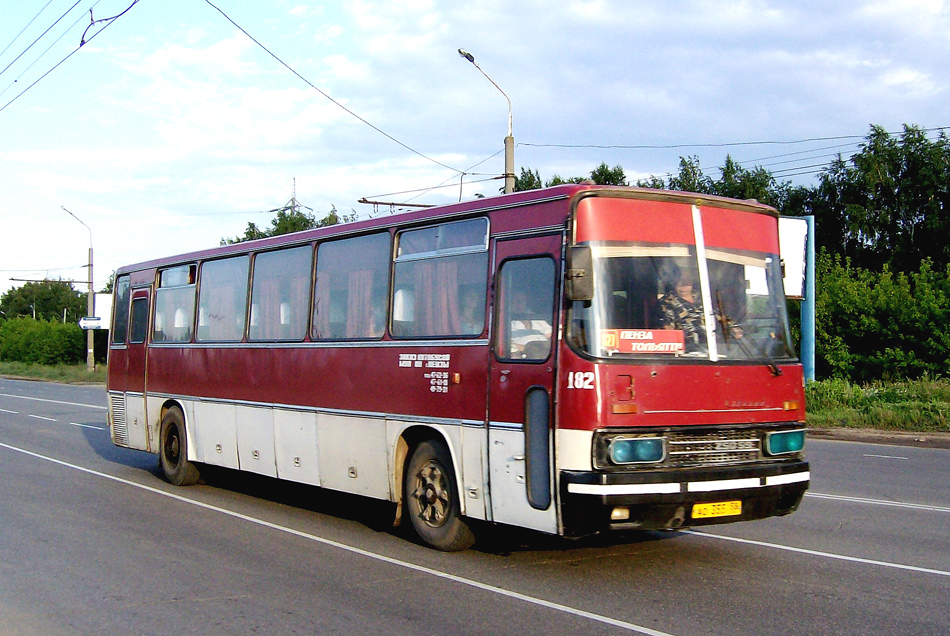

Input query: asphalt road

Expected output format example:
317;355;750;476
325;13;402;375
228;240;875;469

1;377;947;636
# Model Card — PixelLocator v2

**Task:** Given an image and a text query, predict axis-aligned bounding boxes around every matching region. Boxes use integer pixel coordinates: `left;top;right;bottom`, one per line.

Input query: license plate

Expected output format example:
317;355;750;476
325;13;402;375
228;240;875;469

691;500;742;519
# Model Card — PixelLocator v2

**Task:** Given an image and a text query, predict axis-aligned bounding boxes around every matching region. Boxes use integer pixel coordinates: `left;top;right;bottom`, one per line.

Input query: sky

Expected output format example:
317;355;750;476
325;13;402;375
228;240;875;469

0;0;948;298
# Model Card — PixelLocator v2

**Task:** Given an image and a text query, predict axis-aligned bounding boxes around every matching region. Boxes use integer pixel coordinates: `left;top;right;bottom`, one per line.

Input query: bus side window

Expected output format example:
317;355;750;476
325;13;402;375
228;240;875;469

496;257;556;361
112;275;131;344
391;218;489;339
129;297;149;344
312;232;390;340
249;245;312;341
197;256;249;342
153;265;196;343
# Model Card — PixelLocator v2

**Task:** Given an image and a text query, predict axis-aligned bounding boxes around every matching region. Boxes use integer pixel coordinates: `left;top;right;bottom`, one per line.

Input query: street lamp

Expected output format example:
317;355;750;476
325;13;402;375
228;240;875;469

458;48;515;194
62;206;95;373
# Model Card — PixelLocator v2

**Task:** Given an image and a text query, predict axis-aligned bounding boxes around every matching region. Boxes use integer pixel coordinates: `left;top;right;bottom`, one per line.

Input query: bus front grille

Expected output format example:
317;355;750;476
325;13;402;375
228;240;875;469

109;393;129;446
666;429;760;466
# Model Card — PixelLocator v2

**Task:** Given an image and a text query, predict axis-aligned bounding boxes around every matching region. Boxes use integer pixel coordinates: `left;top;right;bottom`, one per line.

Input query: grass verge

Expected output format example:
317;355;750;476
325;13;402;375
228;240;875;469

806;377;950;433
0;361;107;384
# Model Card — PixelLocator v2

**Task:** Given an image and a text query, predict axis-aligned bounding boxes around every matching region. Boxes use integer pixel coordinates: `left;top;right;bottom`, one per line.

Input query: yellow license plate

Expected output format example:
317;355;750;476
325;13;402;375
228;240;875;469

691;500;742;519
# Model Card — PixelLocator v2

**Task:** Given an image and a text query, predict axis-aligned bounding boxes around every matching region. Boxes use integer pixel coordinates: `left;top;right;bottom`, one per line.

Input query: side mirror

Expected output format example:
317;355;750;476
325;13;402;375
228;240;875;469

566;245;593;301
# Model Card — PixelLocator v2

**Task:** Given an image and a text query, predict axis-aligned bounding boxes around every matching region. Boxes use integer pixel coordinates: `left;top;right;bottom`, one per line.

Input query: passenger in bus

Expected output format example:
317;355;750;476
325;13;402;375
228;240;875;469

459;289;484;335
658;271;705;351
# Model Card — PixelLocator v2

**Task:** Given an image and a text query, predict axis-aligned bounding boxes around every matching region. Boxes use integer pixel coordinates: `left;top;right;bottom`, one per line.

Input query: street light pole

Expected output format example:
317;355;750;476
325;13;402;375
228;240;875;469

458;48;515;194
63;206;95;373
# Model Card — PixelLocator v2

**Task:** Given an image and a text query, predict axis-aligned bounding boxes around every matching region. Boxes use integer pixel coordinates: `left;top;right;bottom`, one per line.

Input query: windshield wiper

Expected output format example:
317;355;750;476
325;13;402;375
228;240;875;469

716;290;782;377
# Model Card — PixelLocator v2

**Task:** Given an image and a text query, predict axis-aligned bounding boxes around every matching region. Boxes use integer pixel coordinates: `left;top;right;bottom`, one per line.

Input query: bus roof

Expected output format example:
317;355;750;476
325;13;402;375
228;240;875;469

114;184;779;276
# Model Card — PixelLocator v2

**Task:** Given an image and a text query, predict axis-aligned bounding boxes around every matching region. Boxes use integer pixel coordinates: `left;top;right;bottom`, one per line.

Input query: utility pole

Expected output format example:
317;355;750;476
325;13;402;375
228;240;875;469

458;49;515;194
63;206;95;373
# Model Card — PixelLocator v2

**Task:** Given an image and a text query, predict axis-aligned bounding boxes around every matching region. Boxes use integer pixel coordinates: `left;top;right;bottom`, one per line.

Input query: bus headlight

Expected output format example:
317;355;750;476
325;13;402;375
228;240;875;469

608;436;666;464
765;429;806;455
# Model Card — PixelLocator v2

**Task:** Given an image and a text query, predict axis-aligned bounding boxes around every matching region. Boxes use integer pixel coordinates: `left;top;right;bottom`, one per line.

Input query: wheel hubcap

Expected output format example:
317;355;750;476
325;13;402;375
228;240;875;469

412;460;450;527
165;430;180;467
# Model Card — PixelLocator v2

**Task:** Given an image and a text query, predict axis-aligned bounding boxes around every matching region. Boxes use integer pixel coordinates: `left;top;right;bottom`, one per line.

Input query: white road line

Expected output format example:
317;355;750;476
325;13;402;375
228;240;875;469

0;441;675;636
27;414;57;422
0;408;18;414
0;393;107;411
806;492;950;514
685;530;950;578
70;422;106;430
863;453;909;460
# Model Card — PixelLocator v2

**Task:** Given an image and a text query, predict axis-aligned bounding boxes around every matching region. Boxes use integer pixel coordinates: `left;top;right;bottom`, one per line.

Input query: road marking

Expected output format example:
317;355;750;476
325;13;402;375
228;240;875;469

0;393;107;411
0;408;18;414
863;453;909;460
70;422;106;430
27;414;57;422
0;441;675;636
806;492;950;514
685;530;950;578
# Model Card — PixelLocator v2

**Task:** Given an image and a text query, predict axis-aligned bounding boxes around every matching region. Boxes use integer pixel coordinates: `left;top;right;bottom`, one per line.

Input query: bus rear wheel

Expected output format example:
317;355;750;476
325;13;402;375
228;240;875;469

159;407;199;486
404;439;475;551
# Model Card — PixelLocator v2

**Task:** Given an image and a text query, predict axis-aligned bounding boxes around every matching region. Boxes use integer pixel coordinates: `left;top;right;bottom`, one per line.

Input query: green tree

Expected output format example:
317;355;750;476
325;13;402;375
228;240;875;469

0;280;86;324
513;167;543;191
222;198;355;245
814;252;950;381
812;124;950;272
635;175;667;189
667;156;714;194
0;317;84;364
546;174;585;186
589;162;627;186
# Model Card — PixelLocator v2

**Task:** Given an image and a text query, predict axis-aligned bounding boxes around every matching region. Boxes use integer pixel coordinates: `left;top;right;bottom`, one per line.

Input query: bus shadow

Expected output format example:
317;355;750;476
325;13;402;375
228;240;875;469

471;523;681;556
191;464;401;534
79;426;682;553
80;420;164;477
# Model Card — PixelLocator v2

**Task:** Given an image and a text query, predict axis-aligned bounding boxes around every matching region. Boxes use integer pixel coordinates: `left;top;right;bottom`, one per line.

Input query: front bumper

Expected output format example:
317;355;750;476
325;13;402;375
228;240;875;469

560;460;809;536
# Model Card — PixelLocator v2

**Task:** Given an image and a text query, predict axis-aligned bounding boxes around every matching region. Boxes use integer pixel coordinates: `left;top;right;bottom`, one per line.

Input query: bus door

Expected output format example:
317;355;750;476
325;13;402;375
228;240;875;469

487;235;560;533
123;287;151;451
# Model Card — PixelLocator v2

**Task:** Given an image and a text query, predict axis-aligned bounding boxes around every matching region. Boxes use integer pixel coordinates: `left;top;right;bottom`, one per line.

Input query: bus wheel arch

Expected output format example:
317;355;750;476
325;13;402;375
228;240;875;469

401;432;475;551
393;426;456;525
159;403;200;486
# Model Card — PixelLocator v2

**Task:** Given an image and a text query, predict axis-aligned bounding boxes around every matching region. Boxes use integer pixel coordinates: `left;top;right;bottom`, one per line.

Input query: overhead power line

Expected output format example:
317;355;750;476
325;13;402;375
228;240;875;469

0;0;83;80
0;0;141;114
520;126;950;152
0;0;56;61
202;0;463;176
0;1;100;101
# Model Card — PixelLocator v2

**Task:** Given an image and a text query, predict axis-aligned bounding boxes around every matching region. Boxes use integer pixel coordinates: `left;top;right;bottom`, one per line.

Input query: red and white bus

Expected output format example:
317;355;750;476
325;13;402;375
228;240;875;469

107;185;809;550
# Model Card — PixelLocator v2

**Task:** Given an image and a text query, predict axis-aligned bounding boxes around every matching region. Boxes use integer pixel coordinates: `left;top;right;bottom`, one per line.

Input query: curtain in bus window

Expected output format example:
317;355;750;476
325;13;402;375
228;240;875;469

414;259;460;336
249;246;310;341
346;269;376;338
313;232;389;340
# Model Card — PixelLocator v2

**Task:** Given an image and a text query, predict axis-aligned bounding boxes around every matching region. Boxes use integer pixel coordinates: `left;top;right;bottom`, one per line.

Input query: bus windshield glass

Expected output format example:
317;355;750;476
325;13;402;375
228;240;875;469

568;197;795;362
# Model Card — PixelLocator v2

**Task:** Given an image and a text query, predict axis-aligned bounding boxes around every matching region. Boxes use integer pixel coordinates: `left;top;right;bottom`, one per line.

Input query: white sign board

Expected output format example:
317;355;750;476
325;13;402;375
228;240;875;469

95;292;113;328
79;316;103;330
779;217;808;299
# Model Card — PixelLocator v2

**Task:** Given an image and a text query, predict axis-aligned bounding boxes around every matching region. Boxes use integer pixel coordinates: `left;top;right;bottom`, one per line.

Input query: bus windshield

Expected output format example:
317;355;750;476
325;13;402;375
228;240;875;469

567;242;795;362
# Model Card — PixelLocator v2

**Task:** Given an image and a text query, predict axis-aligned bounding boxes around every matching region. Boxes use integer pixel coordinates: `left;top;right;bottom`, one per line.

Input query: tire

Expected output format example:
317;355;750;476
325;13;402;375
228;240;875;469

404;439;475;551
159;407;200;486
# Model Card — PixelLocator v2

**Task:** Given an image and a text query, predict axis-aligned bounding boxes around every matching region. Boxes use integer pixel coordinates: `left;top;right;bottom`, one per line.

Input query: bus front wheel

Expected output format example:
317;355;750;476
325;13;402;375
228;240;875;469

159;407;199;486
404;439;475;551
